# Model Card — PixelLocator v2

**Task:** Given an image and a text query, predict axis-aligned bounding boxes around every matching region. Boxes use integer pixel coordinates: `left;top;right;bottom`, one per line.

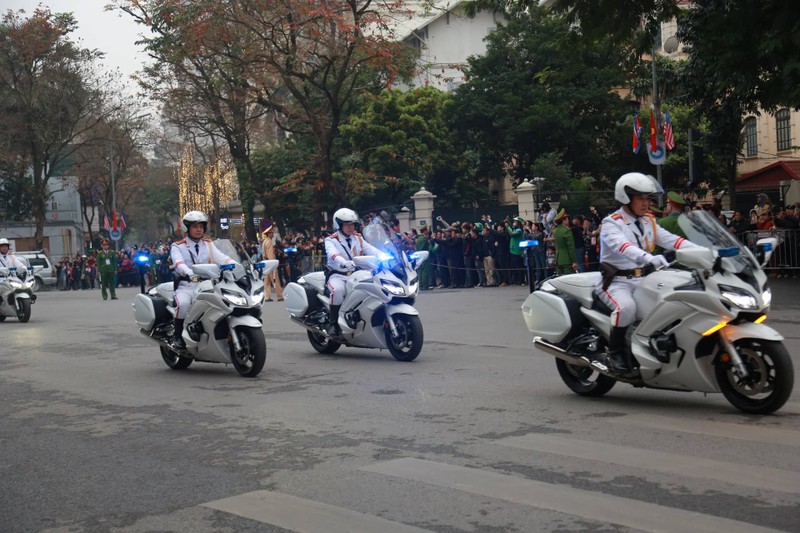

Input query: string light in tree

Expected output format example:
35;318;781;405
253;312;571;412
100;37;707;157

176;146;239;221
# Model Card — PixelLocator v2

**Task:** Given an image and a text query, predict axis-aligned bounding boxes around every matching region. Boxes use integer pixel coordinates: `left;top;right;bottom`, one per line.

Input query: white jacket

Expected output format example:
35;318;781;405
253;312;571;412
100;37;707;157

599;207;692;269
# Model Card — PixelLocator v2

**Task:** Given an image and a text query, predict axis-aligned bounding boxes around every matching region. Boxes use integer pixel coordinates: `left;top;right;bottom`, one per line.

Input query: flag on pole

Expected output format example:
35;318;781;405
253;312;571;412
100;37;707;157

649;109;658;153
103;213;110;232
663;111;675;150
118;212;127;231
112;211;118;232
632;113;643;153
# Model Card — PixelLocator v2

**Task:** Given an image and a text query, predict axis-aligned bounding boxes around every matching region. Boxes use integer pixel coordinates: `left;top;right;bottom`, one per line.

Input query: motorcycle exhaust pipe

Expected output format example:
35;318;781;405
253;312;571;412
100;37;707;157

139;327;173;349
290;315;326;335
533;336;590;367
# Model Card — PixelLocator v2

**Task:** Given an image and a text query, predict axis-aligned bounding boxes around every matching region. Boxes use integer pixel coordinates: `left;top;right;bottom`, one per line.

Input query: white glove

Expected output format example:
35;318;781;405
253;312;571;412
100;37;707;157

646;254;670;269
343;260;355;271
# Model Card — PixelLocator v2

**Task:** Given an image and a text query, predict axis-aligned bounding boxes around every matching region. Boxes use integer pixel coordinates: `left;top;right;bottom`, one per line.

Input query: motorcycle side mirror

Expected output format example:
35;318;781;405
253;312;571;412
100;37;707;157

675;247;715;270
755;237;778;267
408;250;429;269
354;255;380;271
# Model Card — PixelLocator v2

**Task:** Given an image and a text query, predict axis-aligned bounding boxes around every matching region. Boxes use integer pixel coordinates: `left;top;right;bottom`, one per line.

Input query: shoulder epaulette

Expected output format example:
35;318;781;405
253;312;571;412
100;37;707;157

202;237;212;242
174;239;186;245
610;214;622;220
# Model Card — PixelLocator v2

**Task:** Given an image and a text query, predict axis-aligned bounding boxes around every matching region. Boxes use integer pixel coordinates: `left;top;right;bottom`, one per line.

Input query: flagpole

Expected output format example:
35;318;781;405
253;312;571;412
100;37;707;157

111;142;118;252
651;42;663;196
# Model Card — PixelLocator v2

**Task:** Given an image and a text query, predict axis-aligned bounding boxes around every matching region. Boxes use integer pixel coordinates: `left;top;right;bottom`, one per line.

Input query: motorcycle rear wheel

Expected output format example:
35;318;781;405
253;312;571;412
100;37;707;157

556;358;617;397
230;327;267;377
385;314;423;362
160;346;193;370
16;299;31;322
307;330;341;354
715;339;794;414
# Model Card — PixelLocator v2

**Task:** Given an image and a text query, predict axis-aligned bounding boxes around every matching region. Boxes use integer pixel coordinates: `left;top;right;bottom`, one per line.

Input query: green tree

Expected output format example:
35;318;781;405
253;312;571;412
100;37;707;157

340;87;467;207
450;6;631;186
0;8;109;248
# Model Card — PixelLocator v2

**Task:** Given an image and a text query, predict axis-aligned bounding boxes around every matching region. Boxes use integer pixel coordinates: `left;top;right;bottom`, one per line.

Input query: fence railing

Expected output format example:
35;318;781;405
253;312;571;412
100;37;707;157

741;229;800;276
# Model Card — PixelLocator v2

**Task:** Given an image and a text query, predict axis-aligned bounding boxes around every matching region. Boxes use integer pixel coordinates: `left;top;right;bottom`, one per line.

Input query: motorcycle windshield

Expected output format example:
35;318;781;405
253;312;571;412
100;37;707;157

362;222;410;281
214;239;246;265
678;210;758;274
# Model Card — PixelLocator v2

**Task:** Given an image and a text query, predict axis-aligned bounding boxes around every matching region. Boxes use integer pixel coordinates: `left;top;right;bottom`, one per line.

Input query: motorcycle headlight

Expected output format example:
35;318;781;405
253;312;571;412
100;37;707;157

719;284;759;310
252;288;265;305
221;289;247;306
380;279;405;295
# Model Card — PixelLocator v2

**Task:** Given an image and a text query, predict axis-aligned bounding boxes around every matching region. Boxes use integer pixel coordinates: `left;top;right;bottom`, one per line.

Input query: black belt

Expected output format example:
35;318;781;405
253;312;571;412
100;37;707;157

615;266;654;278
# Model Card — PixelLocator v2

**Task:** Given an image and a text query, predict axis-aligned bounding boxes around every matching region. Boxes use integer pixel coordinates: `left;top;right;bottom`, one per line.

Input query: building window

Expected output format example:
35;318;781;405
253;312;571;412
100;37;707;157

744;117;758;157
776;108;791;151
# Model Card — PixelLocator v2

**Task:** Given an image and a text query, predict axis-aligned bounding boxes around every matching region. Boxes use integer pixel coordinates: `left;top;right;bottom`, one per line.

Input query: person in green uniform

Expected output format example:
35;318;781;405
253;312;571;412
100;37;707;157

553;209;577;275
96;240;118;300
657;191;686;237
415;227;434;290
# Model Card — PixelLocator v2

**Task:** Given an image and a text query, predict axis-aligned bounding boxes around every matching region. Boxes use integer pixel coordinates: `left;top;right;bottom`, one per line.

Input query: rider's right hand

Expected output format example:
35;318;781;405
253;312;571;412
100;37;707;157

646;254;670;269
343;260;355;271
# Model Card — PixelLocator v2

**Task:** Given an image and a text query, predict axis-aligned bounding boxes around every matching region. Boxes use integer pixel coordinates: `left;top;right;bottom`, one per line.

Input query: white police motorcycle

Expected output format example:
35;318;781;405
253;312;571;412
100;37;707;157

284;223;428;361
0;257;37;323
132;240;278;377
522;210;794;414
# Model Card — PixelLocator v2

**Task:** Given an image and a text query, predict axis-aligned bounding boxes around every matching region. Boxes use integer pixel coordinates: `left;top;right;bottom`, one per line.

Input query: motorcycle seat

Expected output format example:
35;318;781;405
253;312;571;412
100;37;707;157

303;271;326;293
591;291;614;316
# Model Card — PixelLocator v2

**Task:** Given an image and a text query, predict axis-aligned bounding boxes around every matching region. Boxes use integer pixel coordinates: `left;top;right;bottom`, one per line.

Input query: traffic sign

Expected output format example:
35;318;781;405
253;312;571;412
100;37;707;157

110;229;122;241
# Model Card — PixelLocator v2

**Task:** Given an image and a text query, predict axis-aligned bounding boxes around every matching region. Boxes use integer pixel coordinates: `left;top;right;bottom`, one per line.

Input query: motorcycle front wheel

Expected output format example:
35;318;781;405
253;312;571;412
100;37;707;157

385;314;423;362
307;330;341;354
230;327;267;377
16;298;31;322
715;339;794;414
160;346;193;370
556;358;617;397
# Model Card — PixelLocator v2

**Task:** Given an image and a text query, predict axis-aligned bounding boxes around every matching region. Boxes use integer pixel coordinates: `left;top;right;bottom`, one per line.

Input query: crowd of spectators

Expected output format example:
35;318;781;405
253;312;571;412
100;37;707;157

51;192;800;293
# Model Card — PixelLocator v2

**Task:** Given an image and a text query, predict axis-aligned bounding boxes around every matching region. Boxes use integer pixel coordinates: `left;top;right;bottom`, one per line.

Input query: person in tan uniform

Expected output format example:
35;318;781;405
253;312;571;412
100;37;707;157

260;219;283;302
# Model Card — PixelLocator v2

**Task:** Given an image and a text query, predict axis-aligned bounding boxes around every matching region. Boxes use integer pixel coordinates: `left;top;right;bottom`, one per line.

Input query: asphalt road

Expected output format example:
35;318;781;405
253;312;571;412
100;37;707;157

1;280;799;532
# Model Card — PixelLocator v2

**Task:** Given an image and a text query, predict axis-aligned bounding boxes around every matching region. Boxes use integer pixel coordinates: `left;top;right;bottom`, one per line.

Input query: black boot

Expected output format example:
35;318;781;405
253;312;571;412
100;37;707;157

327;305;342;336
173;318;186;349
605;326;629;374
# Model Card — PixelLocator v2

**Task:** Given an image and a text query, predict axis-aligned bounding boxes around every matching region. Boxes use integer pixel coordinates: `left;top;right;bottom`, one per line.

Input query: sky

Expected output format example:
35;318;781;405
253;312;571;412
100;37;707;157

4;0;149;81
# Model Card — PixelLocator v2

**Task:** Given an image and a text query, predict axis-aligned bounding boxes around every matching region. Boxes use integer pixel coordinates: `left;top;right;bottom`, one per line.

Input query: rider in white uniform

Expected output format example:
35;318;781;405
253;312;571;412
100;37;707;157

0;238;27;270
170;211;235;348
323;208;382;336
597;173;696;374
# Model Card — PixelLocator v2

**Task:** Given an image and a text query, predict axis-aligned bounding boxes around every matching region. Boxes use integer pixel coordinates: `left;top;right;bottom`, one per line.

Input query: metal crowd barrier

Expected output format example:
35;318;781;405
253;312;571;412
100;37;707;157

741;229;800;276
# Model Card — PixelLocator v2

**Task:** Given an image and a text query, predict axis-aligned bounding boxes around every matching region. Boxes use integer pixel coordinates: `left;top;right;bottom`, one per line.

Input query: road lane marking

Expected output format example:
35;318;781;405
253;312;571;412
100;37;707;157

496;433;799;494
202;490;430;533
361;458;783;533
614;414;800;447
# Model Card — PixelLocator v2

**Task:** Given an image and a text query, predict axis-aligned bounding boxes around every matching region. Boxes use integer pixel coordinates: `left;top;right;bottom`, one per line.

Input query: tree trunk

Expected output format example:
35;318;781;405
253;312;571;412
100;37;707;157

31;160;48;251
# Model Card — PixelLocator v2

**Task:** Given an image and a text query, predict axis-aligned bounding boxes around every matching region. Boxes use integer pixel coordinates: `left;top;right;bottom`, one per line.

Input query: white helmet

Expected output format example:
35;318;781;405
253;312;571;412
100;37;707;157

333;208;358;231
0;238;8;246
615;172;663;204
180;210;208;233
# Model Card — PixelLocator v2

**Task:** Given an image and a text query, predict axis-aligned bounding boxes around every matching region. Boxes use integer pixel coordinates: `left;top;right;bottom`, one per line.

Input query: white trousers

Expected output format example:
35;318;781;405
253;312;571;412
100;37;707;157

596;276;642;328
326;273;349;306
174;282;197;319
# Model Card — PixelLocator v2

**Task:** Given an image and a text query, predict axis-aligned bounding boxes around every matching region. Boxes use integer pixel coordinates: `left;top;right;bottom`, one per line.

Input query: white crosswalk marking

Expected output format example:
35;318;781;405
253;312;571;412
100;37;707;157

361;458;785;533
614;414;800;446
202;490;431;533
496;433;800;494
